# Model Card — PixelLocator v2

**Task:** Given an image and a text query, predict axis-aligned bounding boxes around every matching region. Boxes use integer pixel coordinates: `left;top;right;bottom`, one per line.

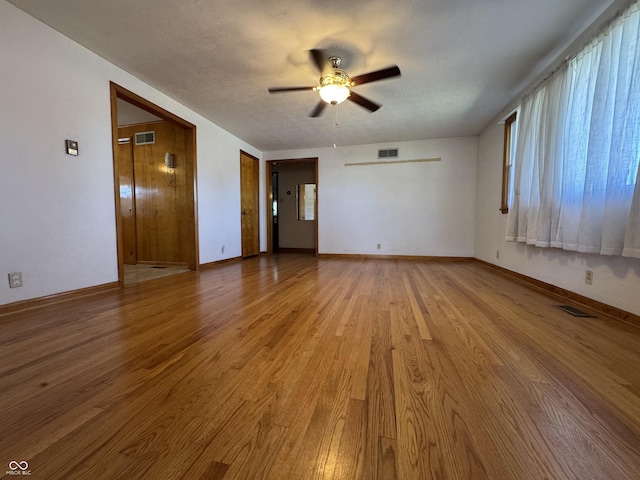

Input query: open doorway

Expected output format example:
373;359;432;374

110;83;199;285
267;158;318;255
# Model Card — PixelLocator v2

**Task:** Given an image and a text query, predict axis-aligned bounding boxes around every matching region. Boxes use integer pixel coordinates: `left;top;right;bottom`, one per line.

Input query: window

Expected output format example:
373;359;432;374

297;184;316;221
506;0;640;258
501;112;517;214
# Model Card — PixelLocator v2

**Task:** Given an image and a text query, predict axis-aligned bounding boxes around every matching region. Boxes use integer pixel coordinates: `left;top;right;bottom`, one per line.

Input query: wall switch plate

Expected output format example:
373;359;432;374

65;139;79;156
8;272;23;288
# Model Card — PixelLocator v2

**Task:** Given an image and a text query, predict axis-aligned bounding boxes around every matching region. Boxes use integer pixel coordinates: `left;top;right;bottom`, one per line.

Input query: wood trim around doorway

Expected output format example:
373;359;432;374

109;82;199;286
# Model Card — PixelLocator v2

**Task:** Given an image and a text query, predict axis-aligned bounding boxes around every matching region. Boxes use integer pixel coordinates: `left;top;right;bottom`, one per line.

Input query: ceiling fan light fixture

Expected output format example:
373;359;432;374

319;84;350;105
267;51;400;116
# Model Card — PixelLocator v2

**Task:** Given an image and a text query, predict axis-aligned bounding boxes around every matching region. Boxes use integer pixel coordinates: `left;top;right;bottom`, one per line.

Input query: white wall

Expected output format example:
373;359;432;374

0;1;260;306
475;119;640;316
266;137;477;257
116;99;162;126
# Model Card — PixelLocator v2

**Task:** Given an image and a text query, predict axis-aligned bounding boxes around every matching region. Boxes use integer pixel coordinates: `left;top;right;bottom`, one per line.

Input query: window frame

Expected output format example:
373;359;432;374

501;112;517;214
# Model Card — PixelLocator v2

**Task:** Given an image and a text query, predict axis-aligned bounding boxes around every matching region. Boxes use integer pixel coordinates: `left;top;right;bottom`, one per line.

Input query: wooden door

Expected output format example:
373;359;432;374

117;139;137;265
118;121;188;265
240;151;260;257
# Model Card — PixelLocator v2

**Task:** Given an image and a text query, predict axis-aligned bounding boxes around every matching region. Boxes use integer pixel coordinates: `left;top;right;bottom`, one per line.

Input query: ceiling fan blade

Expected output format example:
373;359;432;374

350;65;401;86
268;86;316;93
309;49;326;73
309;101;327;117
347;91;381;113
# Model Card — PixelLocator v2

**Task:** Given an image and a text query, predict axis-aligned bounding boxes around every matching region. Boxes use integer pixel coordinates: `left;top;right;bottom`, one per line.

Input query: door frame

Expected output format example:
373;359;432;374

266;158;318;255
109;82;199;286
271;170;279;252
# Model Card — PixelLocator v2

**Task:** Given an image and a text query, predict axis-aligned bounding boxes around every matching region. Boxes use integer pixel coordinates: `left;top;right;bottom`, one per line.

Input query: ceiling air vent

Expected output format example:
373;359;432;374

134;131;155;145
378;148;398;159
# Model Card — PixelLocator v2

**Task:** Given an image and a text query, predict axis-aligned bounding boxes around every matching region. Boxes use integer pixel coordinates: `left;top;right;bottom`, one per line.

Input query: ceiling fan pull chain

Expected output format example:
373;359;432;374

333;104;339;148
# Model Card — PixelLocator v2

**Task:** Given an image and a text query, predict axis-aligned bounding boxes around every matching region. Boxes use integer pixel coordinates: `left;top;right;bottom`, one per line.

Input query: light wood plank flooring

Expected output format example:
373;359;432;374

1;255;639;479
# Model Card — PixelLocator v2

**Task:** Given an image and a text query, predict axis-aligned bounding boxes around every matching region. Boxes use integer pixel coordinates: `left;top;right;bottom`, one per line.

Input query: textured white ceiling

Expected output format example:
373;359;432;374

8;0;618;151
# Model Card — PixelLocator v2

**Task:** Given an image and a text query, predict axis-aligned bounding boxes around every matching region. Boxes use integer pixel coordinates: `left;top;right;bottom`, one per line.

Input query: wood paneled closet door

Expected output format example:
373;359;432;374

118;121;189;265
240;151;260;258
117;138;137;265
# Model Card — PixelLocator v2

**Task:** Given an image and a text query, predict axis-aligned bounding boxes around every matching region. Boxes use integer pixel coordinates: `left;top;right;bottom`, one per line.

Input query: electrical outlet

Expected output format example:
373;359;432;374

377;243;381;250
496;250;500;259
8;272;23;288
585;270;593;285
221;244;225;254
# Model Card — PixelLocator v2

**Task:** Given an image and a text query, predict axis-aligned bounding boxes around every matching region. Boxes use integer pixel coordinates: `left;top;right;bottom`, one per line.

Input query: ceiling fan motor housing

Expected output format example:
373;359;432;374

319;69;353;88
328;56;342;68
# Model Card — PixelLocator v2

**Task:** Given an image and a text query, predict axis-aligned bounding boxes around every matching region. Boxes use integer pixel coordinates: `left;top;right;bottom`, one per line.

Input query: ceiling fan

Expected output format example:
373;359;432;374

268;49;401;117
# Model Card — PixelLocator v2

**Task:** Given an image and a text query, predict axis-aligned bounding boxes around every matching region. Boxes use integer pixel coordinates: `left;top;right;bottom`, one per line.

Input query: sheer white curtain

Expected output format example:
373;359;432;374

507;1;640;259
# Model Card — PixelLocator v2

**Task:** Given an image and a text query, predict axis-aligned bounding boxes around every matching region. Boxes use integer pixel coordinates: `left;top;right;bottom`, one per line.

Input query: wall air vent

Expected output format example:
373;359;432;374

134;131;155;145
378;148;398;159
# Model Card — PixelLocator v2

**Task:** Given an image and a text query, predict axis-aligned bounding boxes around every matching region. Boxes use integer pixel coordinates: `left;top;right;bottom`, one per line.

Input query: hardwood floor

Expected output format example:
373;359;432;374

123;264;191;284
1;255;639;479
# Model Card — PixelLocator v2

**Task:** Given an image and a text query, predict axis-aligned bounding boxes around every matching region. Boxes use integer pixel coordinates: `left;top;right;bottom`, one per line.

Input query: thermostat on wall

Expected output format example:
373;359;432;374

65;139;79;156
